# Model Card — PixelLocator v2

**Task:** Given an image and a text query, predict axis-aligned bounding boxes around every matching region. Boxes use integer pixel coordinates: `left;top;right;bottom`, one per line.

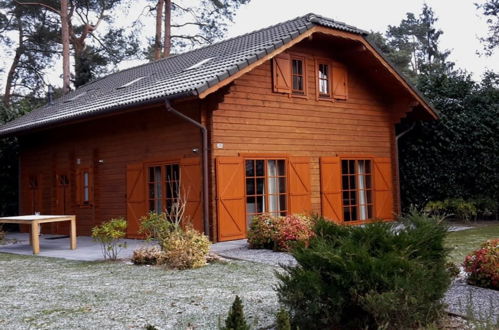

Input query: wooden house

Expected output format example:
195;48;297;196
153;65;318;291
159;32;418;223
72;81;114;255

0;14;438;241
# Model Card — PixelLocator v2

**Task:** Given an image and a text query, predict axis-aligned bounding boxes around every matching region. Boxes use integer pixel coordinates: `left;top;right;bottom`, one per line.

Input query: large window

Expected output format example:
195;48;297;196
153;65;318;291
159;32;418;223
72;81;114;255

341;159;373;221
245;159;287;223
147;164;180;214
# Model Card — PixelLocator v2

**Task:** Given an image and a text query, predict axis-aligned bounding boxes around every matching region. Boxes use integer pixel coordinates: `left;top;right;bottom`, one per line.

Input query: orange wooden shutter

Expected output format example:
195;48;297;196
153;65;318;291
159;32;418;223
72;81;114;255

288;157;312;214
373;157;394;220
180;157;203;233
216;157;246;241
332;64;348;100
126;163;147;237
273;53;291;93
320;157;343;223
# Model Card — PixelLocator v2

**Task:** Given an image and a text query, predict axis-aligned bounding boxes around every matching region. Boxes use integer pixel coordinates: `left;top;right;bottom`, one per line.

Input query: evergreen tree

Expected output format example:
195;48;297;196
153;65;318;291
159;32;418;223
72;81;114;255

477;0;499;55
222;295;250;330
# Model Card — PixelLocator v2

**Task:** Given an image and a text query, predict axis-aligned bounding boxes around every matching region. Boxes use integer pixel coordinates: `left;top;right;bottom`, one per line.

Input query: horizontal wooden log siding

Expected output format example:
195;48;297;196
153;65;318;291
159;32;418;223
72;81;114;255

19;103;202;236
211;47;397;217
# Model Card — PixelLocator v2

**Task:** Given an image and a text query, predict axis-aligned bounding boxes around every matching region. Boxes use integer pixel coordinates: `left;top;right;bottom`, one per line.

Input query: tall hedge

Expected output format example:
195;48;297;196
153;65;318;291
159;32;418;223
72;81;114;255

399;71;499;209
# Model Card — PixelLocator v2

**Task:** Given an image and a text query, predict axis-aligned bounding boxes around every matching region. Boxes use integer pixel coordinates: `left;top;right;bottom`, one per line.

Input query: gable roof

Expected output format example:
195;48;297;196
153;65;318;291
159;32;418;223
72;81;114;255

0;13;435;136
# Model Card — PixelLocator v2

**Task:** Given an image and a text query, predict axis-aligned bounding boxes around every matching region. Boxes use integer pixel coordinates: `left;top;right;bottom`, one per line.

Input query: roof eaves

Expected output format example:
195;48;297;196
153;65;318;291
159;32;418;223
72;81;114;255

0;89;197;137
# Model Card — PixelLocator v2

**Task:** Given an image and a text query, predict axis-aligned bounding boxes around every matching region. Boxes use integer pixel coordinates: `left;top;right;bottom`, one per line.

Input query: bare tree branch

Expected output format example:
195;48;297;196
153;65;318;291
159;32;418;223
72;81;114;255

14;1;61;15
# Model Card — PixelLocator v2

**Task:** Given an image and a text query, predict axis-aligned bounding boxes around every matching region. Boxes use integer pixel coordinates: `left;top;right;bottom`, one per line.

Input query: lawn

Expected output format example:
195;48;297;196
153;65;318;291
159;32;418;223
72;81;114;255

445;222;499;264
0;253;279;329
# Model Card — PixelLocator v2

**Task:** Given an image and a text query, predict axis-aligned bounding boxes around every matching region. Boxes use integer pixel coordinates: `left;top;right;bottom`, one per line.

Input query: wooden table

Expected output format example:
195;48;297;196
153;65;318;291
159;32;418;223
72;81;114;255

0;215;77;254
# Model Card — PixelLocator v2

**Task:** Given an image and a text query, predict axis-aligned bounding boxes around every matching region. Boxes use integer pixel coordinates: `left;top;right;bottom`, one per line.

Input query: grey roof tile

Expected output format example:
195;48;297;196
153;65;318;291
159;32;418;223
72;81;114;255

0;13;372;136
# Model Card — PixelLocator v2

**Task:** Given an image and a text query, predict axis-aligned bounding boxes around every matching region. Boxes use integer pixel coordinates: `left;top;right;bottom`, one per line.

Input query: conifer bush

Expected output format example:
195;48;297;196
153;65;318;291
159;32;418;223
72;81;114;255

221;295;250;330
276;211;450;329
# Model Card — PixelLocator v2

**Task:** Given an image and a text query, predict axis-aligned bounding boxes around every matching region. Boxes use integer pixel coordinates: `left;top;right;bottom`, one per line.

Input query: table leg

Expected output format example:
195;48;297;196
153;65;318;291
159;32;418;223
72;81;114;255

31;221;40;254
70;217;77;250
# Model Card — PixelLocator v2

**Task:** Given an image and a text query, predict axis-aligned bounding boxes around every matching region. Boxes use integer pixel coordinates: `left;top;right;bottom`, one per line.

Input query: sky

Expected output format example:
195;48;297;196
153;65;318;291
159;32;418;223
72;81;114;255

225;0;498;80
1;0;498;92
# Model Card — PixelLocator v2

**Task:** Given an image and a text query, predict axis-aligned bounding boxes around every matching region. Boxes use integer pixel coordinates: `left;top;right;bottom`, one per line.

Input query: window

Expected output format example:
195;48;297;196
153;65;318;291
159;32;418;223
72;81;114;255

76;168;93;206
341;159;373;221
28;175;40;214
245;159;287;224
83;172;90;203
291;58;305;94
318;63;330;97
147;164;180;214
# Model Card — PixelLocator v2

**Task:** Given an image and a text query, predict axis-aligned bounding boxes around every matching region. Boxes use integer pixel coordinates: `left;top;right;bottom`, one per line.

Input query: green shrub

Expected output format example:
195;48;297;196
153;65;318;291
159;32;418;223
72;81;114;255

276;211;450;329
132;246;166;265
275;309;291;330
221;295;250;330
91;218;128;260
247;214;278;250
471;196;498;219
138;211;211;269
425;198;478;221
463;239;499;290
139;212;174;241
161;226;211;270
247;214;314;252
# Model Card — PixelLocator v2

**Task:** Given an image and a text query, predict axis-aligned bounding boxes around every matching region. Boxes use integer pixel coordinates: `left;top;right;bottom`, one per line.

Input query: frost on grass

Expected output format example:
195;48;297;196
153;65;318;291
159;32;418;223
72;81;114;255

0;253;279;329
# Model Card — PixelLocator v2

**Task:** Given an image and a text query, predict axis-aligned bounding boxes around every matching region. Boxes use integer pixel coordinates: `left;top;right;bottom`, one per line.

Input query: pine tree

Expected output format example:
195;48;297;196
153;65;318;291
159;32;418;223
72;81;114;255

222;295;250;330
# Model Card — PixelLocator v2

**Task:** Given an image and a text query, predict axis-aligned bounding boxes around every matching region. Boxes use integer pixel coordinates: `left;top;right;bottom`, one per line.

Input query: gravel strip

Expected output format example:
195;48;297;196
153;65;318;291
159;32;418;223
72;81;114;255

443;279;499;324
0;253;280;329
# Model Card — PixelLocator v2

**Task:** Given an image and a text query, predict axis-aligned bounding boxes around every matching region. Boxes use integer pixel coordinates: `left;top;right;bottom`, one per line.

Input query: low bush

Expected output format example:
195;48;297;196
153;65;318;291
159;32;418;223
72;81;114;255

463;239;499;290
91;218;127;260
131;246;166;265
161;225;211;270
221;295;250;330
247;214;314;252
138;211;211;269
247;214;278;250
276;211;450;329
139;212;173;242
424;197;498;221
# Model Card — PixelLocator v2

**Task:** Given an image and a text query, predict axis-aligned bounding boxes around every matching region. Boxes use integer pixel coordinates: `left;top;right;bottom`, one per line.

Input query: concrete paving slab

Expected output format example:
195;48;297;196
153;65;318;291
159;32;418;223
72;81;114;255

0;232;152;261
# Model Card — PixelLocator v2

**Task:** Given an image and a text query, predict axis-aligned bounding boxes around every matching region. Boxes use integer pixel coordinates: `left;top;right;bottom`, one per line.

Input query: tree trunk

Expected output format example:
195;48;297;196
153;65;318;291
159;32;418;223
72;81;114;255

163;0;171;57
154;0;164;60
61;0;71;94
3;16;23;107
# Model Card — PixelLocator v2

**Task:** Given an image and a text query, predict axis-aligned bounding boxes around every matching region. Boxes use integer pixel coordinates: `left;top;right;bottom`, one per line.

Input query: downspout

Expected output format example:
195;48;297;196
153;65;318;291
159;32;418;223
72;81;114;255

394;122;416;214
164;100;210;237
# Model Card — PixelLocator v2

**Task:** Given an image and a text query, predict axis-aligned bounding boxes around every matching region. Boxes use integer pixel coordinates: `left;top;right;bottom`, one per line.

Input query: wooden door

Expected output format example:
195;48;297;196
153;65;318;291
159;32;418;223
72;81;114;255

180;157;203;233
126;163;147;238
373;157;394;220
320;157;343;222
54;174;70;234
216;157;246;241
288;157;312;214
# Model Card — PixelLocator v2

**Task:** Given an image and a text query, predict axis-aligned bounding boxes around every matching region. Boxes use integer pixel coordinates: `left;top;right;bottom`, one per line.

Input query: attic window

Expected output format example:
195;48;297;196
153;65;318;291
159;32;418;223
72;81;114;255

184;57;214;71
117;76;146;89
64;92;87;103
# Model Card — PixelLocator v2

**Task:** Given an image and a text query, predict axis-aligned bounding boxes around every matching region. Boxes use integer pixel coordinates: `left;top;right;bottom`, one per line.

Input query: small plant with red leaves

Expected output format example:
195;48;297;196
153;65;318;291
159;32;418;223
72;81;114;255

463;239;499;290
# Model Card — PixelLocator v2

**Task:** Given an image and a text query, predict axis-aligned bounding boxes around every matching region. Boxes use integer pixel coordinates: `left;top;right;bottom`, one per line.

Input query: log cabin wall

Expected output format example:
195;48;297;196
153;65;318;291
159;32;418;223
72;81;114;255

210;43;399;238
19;103;202;236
